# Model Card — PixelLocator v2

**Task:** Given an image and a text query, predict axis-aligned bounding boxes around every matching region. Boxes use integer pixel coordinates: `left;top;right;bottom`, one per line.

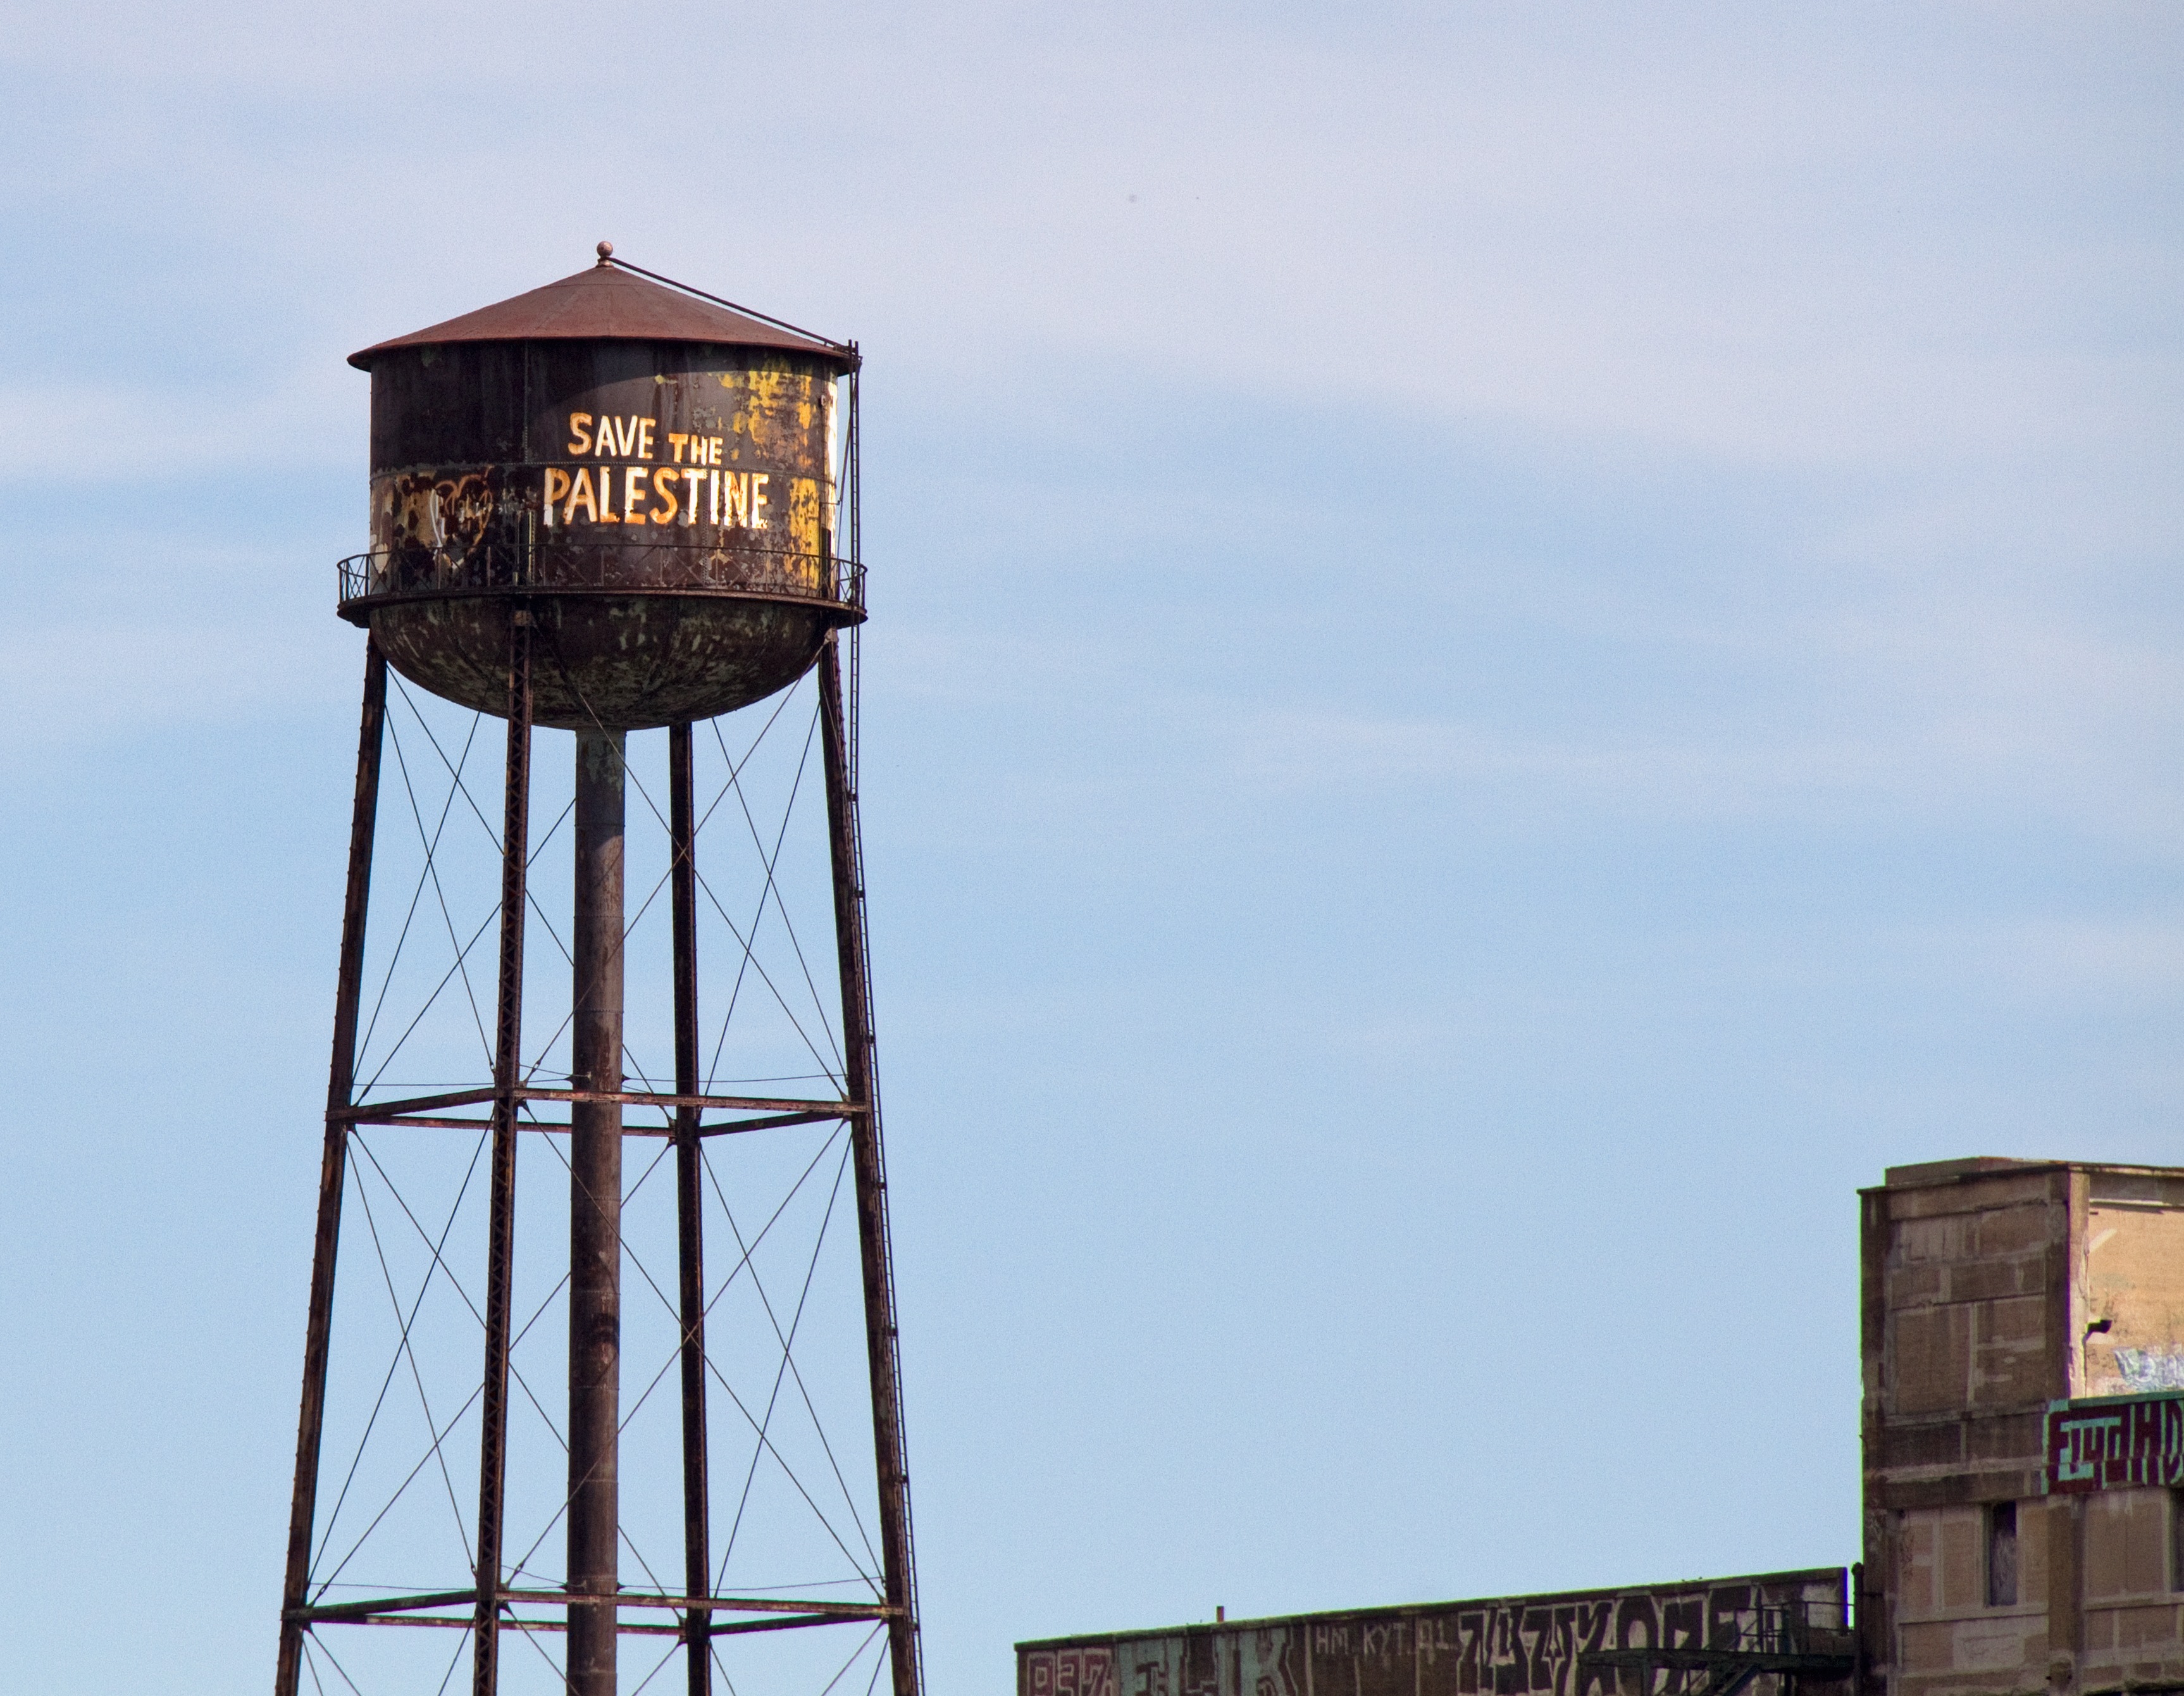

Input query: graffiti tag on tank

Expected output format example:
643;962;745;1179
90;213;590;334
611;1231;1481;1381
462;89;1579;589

543;414;783;533
363;361;838;600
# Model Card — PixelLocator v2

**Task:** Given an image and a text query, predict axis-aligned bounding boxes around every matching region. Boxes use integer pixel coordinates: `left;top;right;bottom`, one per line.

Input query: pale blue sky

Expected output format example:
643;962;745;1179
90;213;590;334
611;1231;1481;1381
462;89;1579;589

1;3;2180;1692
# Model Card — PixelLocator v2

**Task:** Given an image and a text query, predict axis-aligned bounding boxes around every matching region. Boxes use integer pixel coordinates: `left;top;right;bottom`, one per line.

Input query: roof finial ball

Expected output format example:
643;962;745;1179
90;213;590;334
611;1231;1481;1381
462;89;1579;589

595;239;614;266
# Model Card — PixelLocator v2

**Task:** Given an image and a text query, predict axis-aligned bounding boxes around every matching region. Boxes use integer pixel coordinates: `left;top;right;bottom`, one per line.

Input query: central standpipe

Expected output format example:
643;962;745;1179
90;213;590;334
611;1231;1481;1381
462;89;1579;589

570;730;626;1693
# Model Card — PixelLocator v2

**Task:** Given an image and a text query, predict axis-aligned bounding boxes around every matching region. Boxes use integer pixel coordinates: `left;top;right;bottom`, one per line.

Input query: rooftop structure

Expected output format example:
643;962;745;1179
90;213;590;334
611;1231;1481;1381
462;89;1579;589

1019;1157;2184;1696
1018;1569;1853;1696
1862;1157;2184;1696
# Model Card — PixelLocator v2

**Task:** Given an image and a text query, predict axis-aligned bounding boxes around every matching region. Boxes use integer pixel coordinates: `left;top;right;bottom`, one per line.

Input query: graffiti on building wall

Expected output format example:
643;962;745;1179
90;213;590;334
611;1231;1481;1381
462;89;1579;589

1021;1573;1847;1696
2046;1392;2184;1492
2083;1201;2184;1397
1024;1647;1117;1696
2115;1349;2184;1393
1022;1632;1296;1696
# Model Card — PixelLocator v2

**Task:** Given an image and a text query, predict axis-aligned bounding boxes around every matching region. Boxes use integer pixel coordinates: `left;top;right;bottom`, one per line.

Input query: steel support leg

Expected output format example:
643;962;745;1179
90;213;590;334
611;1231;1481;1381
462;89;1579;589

569;728;626;1695
276;639;387;1696
669;723;712;1693
817;639;923;1696
473;613;534;1696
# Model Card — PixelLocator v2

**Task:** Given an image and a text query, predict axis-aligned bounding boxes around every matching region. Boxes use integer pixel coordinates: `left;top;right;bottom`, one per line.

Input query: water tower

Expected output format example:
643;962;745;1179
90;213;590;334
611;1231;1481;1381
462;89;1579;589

275;247;921;1696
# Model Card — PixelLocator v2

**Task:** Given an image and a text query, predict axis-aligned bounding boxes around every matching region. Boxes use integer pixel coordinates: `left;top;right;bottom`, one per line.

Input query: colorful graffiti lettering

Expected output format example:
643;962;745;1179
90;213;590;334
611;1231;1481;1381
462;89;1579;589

1021;1576;1846;1696
2047;1392;2184;1492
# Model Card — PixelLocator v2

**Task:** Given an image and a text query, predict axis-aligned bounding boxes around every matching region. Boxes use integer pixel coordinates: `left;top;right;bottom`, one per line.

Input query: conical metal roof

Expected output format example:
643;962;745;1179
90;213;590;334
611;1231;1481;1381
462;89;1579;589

349;249;852;370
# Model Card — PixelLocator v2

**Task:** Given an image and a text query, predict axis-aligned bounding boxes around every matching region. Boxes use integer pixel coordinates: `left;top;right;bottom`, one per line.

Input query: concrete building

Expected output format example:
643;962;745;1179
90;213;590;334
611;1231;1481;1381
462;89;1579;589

1862;1157;2184;1696
1015;1157;2184;1696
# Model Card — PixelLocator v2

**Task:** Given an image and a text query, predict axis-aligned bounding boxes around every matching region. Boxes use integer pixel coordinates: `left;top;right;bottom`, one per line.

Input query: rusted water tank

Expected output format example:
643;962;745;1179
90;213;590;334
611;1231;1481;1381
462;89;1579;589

343;247;860;729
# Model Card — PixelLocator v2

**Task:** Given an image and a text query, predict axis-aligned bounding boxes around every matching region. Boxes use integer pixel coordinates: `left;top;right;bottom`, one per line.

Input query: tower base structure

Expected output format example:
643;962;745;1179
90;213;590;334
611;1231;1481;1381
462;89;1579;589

275;619;922;1696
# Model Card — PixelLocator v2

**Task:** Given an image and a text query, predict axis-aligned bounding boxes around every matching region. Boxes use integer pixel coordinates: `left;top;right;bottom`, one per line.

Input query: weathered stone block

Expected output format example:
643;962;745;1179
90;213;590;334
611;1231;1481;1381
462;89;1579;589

1890;1171;2061;1219
1901;1217;1975;1262
1896;1307;1975;1413
2085;1492;2169;1600
1889;1423;1968;1469
1955;1618;2035;1673
2112;1602;2184;1650
1942;1512;1982;1611
1901;1622;1956;1669
1976;1205;2062;1258
1951;1259;2041;1303
1900;1511;1940;1616
1968;1414;2044;1464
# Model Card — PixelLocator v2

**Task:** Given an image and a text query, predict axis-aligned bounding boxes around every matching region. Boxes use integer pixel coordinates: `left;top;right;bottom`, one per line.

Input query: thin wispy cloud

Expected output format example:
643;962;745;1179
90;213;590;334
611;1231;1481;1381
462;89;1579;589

1;4;2177;1691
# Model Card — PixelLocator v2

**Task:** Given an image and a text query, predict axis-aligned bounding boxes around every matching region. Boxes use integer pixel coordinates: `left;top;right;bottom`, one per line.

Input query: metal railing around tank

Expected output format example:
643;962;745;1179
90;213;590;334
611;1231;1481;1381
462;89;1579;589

337;542;864;610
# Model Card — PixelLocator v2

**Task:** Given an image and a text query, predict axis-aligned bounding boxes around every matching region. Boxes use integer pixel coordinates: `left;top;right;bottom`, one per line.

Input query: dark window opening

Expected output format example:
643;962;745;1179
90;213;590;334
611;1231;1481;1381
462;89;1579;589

2172;1492;2183;1593
1988;1501;2019;1607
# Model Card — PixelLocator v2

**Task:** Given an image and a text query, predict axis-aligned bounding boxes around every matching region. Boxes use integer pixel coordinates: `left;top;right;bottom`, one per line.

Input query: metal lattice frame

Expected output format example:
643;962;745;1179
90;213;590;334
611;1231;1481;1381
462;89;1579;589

275;365;921;1696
